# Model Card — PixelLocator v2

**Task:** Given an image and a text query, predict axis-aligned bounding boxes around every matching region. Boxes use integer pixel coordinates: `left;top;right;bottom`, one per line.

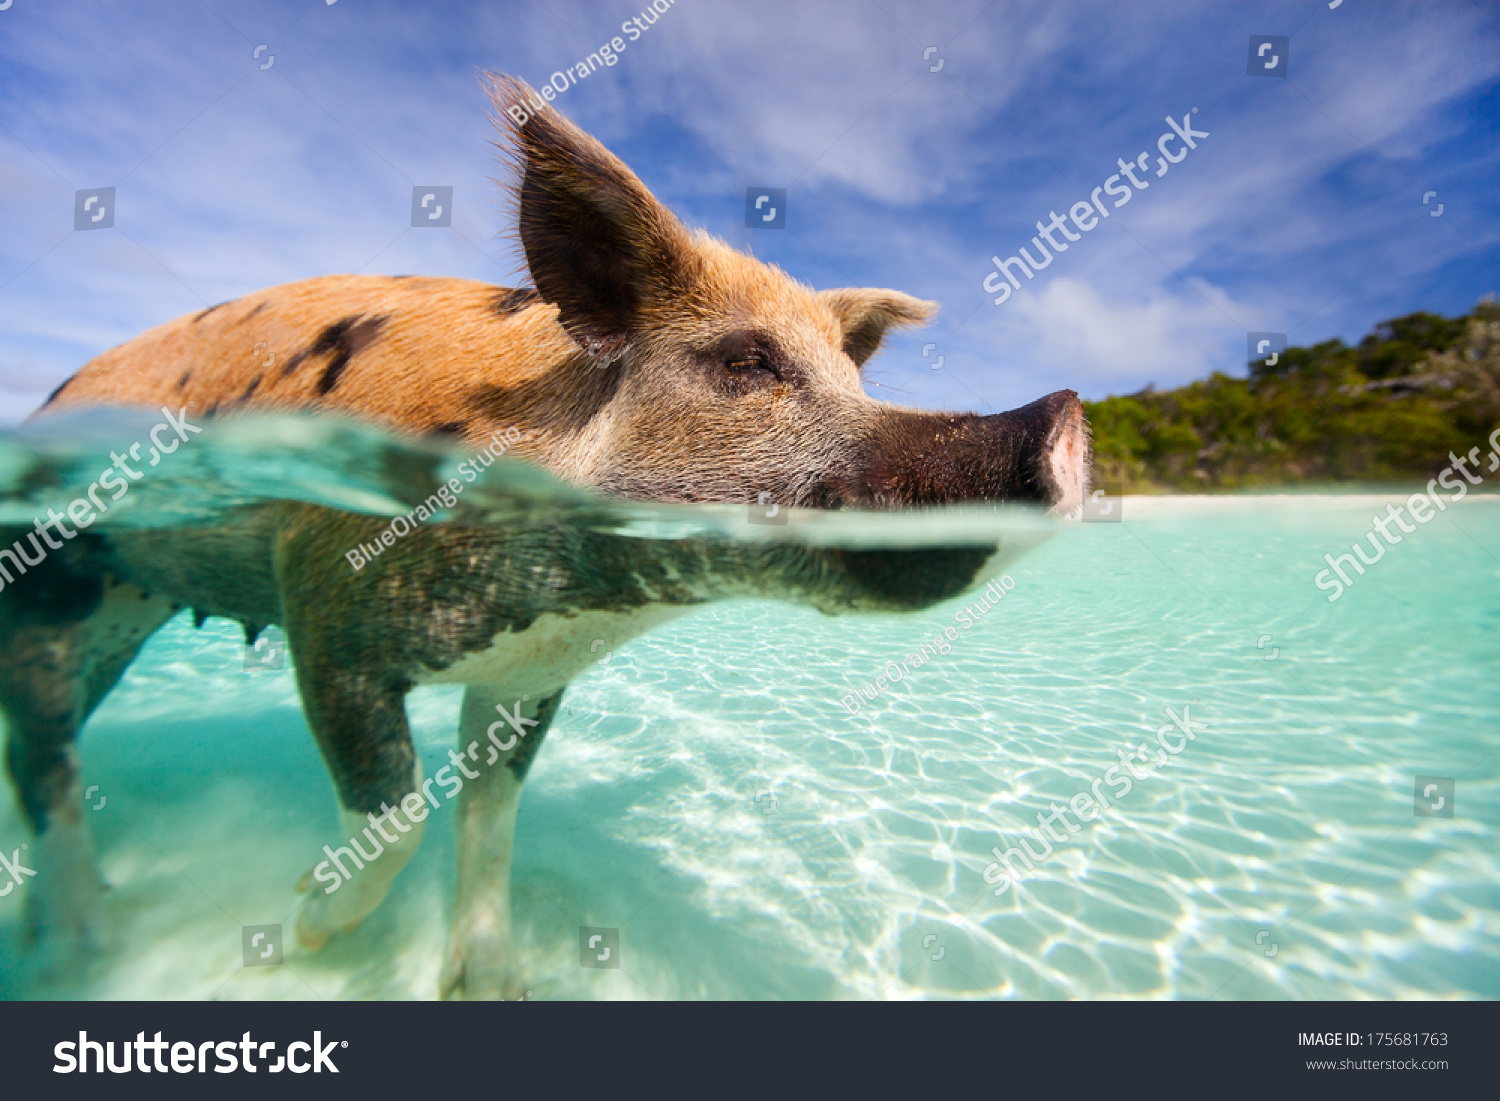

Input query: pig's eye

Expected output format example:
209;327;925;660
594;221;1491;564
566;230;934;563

724;352;778;381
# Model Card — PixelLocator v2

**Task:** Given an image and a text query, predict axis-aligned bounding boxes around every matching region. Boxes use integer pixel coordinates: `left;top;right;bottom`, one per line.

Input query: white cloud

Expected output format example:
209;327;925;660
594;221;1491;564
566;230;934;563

1002;276;1246;392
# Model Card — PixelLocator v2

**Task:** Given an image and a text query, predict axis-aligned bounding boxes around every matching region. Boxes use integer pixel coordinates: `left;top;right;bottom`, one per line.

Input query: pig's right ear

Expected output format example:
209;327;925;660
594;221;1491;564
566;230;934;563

819;289;937;367
484;74;698;359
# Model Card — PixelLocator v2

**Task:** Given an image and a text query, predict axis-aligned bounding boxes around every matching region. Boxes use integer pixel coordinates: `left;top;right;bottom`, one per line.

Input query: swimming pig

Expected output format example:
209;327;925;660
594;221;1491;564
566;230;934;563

1;75;1088;998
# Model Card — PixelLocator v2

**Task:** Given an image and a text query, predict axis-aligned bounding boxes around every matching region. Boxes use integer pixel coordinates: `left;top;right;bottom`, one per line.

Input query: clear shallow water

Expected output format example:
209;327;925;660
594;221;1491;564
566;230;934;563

0;416;1496;1000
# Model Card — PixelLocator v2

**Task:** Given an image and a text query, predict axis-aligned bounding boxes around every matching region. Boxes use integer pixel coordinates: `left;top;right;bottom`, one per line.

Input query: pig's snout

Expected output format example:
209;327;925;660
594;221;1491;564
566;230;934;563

851;390;1089;512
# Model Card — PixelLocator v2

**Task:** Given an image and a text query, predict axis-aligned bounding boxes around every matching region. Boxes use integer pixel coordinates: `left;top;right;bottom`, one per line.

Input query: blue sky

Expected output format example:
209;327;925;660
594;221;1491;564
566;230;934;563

0;0;1496;424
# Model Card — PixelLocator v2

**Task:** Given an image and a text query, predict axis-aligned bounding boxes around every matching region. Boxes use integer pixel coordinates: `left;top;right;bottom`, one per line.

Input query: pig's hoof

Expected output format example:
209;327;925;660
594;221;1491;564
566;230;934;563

295;869;379;950
439;929;525;1001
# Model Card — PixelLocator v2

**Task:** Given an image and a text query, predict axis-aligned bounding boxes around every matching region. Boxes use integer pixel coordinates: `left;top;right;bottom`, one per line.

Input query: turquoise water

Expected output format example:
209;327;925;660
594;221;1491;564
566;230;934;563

0;417;1496;999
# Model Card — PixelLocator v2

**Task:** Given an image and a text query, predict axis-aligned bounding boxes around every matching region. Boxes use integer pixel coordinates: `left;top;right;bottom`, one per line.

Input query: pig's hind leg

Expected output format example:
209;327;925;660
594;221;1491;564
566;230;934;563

439;684;562;1000
0;547;177;960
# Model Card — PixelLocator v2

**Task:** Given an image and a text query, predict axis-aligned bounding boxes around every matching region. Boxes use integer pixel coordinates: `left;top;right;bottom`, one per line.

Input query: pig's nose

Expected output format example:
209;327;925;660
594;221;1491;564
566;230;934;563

1008;389;1088;514
855;389;1091;510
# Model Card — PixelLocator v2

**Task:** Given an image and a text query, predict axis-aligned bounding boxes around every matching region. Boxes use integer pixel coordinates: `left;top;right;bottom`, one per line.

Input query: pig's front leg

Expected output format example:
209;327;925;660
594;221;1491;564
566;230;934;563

439;685;562;1000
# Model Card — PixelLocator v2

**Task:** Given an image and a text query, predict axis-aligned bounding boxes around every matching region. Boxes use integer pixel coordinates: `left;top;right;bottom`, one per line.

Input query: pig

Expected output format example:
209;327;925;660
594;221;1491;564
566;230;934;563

0;75;1088;998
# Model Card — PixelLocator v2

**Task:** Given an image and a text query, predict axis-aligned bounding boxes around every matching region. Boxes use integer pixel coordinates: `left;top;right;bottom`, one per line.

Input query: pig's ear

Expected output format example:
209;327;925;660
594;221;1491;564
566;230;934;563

819;289;937;367
484;74;698;358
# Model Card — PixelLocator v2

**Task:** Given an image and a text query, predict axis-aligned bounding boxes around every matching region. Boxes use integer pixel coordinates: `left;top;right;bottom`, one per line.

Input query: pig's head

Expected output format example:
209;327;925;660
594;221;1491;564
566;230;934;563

484;76;1089;612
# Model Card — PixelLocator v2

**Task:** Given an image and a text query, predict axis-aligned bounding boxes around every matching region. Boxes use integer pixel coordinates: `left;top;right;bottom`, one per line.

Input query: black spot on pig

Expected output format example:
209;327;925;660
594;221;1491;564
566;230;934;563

194;301;233;323
0;532;105;626
279;315;389;394
314;316;389;395
41;375;74;407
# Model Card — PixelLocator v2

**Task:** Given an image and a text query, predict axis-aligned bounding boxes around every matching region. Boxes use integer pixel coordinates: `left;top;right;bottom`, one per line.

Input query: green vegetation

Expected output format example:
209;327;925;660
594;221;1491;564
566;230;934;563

1084;297;1500;491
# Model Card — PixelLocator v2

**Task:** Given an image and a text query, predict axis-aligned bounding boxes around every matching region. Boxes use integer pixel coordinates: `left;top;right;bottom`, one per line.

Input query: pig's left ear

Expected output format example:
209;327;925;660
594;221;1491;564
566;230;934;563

819;289;937;367
484;73;699;358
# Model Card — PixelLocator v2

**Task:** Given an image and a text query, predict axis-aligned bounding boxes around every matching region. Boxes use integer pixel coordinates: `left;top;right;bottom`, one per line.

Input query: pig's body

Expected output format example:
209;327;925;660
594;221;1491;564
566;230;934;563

1;76;1088;997
46;275;573;468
